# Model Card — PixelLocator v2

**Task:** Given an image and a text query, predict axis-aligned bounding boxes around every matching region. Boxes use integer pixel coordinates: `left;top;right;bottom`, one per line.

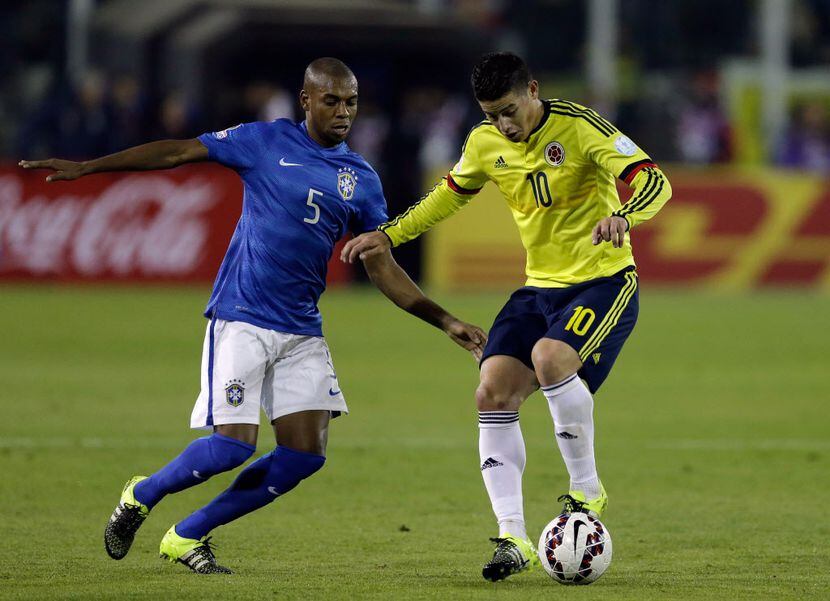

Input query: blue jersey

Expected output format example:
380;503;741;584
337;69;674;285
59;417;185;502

197;119;388;336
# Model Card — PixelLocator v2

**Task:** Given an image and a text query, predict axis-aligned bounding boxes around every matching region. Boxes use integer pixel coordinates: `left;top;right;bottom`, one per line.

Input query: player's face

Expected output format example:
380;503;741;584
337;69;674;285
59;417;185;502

478;81;540;143
302;78;358;146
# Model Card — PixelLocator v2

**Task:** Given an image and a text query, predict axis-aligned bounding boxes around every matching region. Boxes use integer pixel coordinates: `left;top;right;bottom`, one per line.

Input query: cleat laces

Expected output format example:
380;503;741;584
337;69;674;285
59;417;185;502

181;537;232;574
557;493;587;514
112;503;146;534
488;538;528;568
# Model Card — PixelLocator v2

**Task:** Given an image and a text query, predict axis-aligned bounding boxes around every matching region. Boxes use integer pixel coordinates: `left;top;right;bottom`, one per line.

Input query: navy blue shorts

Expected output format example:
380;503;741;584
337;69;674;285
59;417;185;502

480;267;639;393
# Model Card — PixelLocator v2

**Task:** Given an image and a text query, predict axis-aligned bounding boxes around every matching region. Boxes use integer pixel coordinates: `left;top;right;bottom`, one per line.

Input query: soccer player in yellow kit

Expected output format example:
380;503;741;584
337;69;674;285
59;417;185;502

342;52;672;581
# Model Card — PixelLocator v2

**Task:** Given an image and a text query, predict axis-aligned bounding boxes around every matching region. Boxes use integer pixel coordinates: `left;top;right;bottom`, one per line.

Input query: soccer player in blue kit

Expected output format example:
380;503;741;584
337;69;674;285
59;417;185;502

20;58;487;574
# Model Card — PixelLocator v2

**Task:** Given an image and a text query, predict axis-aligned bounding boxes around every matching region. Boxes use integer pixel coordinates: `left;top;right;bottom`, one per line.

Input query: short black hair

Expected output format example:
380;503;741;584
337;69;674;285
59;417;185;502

471;52;532;101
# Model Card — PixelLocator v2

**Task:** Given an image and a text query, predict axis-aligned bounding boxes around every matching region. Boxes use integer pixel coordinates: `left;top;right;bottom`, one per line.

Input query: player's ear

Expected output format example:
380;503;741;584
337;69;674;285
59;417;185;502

299;90;310;112
528;80;539;100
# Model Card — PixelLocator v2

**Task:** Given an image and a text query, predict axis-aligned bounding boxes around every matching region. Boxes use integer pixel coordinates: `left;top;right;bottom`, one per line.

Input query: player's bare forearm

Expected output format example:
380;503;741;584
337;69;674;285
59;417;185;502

363;249;453;328
362;250;487;359
19;139;209;182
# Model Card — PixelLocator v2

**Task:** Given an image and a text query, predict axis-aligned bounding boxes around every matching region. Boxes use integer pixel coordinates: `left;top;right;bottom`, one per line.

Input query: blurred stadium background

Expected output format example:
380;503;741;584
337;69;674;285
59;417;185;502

4;0;830;287
1;1;829;599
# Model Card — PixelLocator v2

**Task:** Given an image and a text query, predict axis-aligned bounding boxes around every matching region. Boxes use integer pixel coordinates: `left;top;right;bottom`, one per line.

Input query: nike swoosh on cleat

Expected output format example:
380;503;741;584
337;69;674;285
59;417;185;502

279;157;303;167
192;470;205;479
329;388;341;396
267;487;281;496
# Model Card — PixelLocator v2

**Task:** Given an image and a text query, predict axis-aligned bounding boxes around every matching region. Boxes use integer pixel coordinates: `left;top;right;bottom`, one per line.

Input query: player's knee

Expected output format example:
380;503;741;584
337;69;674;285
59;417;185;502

531;339;582;384
475;381;522;411
265;446;326;496
208;434;257;472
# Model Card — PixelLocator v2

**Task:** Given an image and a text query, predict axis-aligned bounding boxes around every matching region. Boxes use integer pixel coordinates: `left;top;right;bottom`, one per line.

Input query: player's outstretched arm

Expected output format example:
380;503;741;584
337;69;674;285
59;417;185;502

18;139;209;182
362;249;487;360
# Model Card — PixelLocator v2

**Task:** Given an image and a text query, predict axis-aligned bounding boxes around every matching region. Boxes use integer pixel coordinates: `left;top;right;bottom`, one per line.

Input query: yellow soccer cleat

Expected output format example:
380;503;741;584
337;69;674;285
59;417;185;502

559;482;608;518
481;534;540;582
159;526;233;574
104;476;150;560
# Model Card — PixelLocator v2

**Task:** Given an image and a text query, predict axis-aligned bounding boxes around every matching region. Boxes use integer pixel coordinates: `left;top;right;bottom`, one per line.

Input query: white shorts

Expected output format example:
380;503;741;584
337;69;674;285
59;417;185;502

190;318;347;430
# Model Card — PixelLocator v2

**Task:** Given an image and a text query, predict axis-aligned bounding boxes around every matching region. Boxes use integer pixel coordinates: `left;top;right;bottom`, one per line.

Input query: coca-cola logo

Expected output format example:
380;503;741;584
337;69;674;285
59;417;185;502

0;173;220;277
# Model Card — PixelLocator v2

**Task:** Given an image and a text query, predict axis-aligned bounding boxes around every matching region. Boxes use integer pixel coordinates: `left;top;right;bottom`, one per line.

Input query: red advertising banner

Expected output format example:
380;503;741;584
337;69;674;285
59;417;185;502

0;164;353;284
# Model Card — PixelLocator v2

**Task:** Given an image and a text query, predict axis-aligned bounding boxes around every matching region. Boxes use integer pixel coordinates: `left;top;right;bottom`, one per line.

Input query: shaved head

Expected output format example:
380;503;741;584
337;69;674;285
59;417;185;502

303;57;356;91
300;57;359;147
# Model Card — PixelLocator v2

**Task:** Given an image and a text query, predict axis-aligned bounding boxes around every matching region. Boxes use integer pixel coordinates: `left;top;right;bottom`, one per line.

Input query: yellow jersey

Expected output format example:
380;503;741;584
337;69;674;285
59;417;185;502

380;99;672;287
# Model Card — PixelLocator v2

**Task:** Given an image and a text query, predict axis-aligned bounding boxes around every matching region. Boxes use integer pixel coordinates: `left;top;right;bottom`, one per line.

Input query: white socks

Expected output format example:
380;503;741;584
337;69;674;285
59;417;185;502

541;373;601;499
478;411;528;540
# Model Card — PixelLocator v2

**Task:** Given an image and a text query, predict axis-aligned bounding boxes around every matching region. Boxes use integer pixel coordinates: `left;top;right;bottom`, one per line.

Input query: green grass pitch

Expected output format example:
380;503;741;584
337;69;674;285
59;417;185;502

1;285;828;600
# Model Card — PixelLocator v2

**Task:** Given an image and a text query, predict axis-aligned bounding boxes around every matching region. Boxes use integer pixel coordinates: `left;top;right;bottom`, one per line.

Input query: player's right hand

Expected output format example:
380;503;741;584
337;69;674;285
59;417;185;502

18;158;88;182
340;230;391;263
443;318;488;361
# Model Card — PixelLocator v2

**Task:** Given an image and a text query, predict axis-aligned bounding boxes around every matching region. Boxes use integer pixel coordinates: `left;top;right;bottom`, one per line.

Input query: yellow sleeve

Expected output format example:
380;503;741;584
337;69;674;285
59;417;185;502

379;125;488;246
379;178;474;246
576;115;672;228
578;116;653;181
612;165;672;229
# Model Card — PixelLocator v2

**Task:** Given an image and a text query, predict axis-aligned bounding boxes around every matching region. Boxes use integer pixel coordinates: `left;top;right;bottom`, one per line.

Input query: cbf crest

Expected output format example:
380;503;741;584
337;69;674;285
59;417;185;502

225;378;245;407
337;167;358;201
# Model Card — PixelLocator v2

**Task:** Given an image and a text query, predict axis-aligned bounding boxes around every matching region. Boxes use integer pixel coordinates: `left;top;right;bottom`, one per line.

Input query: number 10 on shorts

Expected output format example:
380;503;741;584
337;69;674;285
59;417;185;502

565;306;595;336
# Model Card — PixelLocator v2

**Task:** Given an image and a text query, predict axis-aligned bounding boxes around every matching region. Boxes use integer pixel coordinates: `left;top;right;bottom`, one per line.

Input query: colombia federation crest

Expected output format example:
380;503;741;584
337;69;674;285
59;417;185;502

337;167;358;201
544;141;565;166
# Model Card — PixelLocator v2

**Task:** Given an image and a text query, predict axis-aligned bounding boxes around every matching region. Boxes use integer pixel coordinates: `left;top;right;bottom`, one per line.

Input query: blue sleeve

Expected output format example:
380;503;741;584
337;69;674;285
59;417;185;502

351;170;389;234
197;122;262;170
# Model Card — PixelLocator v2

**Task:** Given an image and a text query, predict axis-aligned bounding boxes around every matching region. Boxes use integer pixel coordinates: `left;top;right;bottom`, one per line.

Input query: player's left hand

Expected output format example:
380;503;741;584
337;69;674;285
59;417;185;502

341;231;391;263
18;158;89;182
443;319;488;361
592;216;629;248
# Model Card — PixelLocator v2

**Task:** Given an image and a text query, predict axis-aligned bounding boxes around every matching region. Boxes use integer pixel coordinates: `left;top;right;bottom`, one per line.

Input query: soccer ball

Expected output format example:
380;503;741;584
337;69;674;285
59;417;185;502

537;511;612;585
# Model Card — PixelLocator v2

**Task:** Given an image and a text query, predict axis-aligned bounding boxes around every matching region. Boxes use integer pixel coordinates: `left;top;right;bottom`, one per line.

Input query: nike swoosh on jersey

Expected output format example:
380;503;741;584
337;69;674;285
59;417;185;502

267;486;281;496
192;470;205;479
329;387;341;396
279;157;303;167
